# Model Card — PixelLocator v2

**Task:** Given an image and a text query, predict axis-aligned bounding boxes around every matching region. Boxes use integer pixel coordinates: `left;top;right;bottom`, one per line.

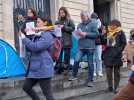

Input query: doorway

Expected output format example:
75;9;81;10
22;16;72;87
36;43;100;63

94;0;112;26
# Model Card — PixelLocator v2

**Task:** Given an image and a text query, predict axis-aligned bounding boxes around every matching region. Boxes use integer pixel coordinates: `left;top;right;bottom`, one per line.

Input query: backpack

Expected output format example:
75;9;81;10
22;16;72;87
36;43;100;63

49;34;62;61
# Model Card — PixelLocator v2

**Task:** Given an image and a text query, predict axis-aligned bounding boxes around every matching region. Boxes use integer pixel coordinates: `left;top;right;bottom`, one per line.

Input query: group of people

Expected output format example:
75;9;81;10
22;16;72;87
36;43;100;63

19;6;129;100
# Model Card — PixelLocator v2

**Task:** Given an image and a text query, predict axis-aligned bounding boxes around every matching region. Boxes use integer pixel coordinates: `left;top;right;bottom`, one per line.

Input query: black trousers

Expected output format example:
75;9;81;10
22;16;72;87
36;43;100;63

106;66;120;90
59;47;71;65
55;47;71;73
23;78;55;100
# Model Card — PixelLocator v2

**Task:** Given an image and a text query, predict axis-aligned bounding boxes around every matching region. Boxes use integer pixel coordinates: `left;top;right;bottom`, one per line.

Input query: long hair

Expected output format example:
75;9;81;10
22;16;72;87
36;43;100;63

27;8;37;17
58;7;70;20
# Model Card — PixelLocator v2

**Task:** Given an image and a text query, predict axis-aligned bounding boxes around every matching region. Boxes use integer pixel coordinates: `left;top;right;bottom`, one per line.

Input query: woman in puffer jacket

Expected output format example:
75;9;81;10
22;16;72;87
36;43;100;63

21;16;55;100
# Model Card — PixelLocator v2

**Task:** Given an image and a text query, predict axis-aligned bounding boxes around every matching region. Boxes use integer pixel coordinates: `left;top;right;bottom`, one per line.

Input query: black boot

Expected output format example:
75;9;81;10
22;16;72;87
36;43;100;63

55;63;64;74
108;87;113;92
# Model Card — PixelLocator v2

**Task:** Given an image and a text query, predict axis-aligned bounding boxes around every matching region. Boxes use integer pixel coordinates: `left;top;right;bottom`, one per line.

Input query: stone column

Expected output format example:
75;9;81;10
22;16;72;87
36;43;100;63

116;0;121;21
2;0;14;46
88;0;94;14
50;0;60;23
110;0;121;20
0;0;3;38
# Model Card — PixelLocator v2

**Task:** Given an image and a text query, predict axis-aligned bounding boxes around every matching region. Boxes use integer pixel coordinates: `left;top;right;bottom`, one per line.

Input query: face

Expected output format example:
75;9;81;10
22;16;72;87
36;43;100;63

109;25;117;30
27;9;34;17
36;18;45;27
81;14;89;22
59;10;66;18
102;27;107;34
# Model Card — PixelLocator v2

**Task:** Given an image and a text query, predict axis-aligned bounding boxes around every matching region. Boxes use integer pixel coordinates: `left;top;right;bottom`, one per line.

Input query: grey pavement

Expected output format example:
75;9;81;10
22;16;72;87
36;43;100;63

0;68;130;100
69;92;114;100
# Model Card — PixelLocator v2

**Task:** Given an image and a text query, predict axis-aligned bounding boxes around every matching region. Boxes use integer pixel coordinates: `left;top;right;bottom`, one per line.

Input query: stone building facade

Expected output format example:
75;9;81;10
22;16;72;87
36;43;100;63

0;0;134;48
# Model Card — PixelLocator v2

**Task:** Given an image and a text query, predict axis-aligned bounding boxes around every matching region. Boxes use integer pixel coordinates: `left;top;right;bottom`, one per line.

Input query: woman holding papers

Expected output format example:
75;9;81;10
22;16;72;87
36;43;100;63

55;7;75;74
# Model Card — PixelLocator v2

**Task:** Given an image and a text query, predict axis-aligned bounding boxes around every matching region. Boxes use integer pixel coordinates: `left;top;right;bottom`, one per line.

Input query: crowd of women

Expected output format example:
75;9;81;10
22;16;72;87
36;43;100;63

19;6;134;100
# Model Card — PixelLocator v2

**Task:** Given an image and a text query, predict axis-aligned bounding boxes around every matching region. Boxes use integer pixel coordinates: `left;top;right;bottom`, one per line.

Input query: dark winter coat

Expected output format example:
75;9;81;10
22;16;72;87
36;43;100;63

55;19;75;47
103;31;127;67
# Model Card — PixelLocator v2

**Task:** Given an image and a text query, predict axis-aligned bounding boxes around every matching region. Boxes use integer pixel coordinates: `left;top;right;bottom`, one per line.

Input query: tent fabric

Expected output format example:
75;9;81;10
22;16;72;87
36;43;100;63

0;39;26;78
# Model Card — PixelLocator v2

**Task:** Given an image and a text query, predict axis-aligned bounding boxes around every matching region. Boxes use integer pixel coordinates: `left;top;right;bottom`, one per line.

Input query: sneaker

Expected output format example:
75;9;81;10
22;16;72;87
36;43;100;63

94;73;97;77
98;73;103;77
68;76;78;81
87;81;94;87
98;71;103;77
108;87;113;92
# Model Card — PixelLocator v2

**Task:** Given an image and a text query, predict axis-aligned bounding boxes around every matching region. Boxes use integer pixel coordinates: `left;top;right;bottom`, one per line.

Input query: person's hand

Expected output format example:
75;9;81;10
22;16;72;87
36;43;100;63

20;33;26;39
60;25;64;28
56;25;64;30
131;65;134;71
77;32;87;38
34;27;41;32
24;28;36;35
24;28;28;33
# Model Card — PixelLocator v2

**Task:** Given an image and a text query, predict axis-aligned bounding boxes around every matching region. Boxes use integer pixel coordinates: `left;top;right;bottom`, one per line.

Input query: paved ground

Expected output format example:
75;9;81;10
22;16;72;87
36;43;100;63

0;68;129;100
69;92;114;100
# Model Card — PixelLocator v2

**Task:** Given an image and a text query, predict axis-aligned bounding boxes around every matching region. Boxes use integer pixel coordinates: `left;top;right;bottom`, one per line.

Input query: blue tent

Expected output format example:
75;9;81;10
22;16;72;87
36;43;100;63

0;39;26;78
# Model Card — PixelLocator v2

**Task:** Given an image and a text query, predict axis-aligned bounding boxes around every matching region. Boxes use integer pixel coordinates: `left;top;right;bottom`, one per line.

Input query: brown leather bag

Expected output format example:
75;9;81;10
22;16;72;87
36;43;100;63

114;81;134;100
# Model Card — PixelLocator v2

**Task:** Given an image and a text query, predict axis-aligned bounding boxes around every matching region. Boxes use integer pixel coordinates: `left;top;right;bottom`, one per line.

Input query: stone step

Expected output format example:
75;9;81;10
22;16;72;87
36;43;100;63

0;68;128;90
0;70;88;91
0;69;129;100
3;76;128;100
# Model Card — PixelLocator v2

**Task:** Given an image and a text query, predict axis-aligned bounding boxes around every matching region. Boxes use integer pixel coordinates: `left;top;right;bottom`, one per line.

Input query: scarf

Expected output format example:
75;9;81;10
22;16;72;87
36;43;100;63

107;26;122;40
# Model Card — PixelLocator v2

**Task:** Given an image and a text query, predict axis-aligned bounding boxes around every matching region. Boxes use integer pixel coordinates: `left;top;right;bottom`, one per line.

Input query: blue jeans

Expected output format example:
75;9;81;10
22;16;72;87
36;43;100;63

72;49;94;81
93;45;103;74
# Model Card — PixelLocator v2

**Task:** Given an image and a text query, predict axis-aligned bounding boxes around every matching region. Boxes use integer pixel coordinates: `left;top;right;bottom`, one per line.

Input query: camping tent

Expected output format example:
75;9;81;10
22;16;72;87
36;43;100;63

0;39;26;78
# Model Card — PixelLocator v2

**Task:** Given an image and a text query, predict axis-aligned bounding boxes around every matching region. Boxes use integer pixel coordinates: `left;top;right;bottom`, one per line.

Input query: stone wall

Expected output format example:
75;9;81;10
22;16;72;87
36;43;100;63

120;0;134;39
58;0;93;24
0;0;3;38
0;0;14;47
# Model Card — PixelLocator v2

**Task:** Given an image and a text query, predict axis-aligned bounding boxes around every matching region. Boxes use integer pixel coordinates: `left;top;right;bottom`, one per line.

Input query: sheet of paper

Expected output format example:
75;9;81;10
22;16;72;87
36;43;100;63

26;22;35;35
54;26;62;37
72;29;82;40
